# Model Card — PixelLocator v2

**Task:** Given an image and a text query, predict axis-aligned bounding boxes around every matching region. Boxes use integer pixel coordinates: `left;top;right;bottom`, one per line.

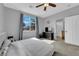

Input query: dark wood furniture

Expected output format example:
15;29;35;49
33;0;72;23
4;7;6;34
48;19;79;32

42;32;54;40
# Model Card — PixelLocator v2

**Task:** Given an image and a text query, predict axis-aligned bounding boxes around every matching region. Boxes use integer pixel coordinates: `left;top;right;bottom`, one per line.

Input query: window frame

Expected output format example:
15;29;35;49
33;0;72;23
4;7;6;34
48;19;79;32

22;15;36;32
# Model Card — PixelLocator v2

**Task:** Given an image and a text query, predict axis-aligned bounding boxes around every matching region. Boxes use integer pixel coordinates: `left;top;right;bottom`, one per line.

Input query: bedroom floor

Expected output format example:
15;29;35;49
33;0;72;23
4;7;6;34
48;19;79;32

53;40;79;56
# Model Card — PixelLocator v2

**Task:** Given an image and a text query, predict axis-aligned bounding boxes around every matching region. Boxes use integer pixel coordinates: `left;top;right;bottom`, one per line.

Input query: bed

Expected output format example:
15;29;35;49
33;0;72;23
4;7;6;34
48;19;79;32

0;33;55;56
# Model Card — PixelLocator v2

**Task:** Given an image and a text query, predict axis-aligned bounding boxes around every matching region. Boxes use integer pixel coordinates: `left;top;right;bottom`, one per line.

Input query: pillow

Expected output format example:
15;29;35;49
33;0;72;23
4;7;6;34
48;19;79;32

0;40;11;56
0;40;5;55
0;41;5;50
0;32;7;49
0;38;5;49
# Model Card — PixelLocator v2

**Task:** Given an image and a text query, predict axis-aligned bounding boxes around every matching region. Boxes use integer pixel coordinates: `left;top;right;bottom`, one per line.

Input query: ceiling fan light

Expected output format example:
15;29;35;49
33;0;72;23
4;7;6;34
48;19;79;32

44;3;49;7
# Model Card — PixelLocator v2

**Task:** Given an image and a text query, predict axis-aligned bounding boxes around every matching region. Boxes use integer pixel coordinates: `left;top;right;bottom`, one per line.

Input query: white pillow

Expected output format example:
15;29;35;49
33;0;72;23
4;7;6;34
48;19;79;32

0;40;11;56
3;40;11;48
0;32;7;49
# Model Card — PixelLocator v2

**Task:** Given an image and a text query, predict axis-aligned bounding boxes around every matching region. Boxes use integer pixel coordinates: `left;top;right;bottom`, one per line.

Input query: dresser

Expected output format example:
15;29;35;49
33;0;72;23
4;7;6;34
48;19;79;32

42;32;54;40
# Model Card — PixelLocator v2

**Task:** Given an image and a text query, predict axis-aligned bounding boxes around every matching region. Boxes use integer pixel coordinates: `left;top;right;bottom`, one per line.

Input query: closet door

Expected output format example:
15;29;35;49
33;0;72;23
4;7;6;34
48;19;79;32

65;17;73;43
65;15;79;46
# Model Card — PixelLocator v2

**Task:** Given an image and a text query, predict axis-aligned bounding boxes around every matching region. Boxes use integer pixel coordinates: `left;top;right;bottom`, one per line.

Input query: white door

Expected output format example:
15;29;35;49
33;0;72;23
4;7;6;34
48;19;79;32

56;21;64;38
65;17;73;43
65;15;79;46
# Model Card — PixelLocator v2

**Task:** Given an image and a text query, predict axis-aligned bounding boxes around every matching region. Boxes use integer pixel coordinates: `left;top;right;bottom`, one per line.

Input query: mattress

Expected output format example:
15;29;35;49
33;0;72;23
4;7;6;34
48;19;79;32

6;38;55;56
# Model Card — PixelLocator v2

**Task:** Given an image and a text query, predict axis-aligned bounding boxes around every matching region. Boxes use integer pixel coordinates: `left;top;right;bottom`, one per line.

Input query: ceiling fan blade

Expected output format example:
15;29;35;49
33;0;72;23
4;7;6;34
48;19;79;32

36;3;44;8
44;7;46;11
49;3;56;7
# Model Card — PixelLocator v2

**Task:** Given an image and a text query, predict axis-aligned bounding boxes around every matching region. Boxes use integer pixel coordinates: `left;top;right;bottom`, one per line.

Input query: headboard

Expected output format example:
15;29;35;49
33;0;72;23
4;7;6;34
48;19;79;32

0;32;7;48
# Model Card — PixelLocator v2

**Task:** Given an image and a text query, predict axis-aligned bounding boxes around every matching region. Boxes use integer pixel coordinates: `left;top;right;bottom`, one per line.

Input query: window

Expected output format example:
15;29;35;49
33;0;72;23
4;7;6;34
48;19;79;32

23;15;36;31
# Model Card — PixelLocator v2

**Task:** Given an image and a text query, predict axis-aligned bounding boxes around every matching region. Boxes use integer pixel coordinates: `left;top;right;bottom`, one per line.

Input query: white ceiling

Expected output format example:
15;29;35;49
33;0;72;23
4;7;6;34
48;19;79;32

3;3;79;18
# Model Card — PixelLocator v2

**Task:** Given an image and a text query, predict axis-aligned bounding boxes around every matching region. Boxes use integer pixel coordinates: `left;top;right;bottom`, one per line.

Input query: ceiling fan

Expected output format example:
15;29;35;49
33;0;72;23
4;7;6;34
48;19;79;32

36;3;56;11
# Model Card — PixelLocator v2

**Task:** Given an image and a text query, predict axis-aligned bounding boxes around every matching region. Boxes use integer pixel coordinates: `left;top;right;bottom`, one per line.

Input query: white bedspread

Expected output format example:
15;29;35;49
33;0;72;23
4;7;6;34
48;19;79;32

6;38;54;56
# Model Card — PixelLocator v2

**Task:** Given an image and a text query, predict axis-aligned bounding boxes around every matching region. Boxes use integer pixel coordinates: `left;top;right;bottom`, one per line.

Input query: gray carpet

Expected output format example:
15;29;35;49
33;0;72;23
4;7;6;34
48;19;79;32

52;40;79;56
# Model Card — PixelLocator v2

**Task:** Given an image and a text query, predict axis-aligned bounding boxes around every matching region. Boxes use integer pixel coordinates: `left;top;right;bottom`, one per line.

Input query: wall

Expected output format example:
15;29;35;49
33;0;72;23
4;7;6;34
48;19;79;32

4;7;20;40
3;7;44;40
65;15;79;46
44;5;79;39
38;18;44;34
0;4;4;33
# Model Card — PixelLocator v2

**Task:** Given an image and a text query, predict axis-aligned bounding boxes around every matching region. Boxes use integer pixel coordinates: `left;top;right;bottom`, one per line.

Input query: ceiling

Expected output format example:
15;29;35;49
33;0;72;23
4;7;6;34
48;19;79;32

3;3;79;18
